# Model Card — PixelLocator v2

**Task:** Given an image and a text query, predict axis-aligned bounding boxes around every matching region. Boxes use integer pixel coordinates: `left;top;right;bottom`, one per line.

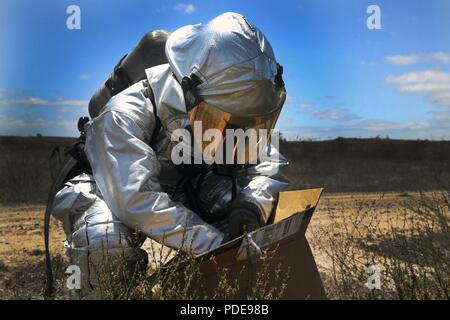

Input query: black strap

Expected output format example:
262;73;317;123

142;80;162;145
181;73;203;112
105;54;131;96
275;63;285;88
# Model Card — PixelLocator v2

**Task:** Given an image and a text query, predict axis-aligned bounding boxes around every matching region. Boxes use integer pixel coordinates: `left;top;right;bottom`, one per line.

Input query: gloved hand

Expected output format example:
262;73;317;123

227;208;261;240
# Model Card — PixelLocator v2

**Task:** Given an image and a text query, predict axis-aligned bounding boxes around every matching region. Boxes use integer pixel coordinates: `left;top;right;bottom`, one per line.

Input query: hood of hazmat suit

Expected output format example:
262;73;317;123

164;12;286;164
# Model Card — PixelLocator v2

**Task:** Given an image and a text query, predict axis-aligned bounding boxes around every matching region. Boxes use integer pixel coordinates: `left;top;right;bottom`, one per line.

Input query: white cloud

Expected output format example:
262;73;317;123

173;3;196;14
432;52;450;64
428;91;450;108
386;54;420;65
397;82;450;93
32;118;74;128
360;60;379;66
313;107;359;121
386;52;450;65
284;95;358;122
385;70;450;108
0;114;78;136
428;109;450;125
357;119;430;131
385;70;450;90
299;102;312;109
0;88;5;96
284;95;314;111
0;114;26;130
79;74;90;80
280;118;449;140
0;97;88;107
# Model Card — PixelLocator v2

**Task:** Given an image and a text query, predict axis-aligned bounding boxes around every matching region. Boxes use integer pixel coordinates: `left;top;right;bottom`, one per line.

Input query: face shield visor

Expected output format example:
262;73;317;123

187;87;286;165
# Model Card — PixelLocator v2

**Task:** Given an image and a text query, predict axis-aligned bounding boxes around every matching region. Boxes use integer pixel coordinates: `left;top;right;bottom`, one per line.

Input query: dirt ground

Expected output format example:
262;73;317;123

0;191;441;299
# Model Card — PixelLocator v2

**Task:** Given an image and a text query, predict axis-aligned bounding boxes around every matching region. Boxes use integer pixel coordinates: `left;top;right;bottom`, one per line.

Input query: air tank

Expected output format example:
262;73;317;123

88;29;170;118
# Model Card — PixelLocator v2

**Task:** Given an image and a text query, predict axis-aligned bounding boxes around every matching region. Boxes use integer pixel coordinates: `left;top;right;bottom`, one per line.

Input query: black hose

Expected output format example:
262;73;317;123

44;156;78;297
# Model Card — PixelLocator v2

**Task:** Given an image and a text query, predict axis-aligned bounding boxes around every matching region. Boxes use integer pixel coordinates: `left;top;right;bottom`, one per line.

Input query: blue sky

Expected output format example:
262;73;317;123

0;0;449;139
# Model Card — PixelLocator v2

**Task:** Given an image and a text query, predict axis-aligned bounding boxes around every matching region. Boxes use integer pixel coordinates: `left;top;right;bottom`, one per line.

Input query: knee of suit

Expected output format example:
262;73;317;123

53;174;148;298
68;246;148;298
67;205;148;296
53;174;144;252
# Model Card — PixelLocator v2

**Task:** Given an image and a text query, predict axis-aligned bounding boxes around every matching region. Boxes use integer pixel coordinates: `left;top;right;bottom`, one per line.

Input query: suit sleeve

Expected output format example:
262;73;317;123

235;144;291;224
84;86;223;255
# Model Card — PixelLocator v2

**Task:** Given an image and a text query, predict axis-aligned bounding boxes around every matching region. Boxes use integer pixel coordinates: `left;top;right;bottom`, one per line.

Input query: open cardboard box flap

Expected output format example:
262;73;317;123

274;187;323;222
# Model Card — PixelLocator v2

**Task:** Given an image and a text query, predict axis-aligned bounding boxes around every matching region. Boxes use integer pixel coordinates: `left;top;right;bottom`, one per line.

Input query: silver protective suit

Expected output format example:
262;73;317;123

52;12;290;296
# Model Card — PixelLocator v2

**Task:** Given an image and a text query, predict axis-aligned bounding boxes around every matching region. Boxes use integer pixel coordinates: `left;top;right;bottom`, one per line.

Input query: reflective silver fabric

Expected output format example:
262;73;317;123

166;12;280;116
52;173;145;297
235;147;291;224
84;80;224;255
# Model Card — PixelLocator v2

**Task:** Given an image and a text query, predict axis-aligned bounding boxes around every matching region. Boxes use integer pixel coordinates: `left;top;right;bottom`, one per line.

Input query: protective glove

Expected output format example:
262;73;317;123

227;207;261;240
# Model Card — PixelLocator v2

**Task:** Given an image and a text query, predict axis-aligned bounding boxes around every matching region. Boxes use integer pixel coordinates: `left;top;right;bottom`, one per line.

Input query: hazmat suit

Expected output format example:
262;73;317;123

51;12;290;297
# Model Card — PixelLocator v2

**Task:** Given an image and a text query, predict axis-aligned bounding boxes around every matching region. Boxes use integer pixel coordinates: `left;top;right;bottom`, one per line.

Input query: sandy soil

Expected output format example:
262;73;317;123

0;191;423;299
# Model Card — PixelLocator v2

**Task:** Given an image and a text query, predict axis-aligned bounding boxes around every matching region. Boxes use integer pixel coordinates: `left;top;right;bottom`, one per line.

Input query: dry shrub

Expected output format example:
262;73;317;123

70;235;289;300
310;190;449;300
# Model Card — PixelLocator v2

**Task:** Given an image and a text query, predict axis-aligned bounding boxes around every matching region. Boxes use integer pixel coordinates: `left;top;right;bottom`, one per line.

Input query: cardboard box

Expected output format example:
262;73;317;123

188;188;326;299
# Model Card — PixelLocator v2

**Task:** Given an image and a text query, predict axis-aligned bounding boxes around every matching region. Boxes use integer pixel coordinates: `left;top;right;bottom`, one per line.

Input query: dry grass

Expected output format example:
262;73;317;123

1;190;448;300
82;238;289;300
308;190;449;300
